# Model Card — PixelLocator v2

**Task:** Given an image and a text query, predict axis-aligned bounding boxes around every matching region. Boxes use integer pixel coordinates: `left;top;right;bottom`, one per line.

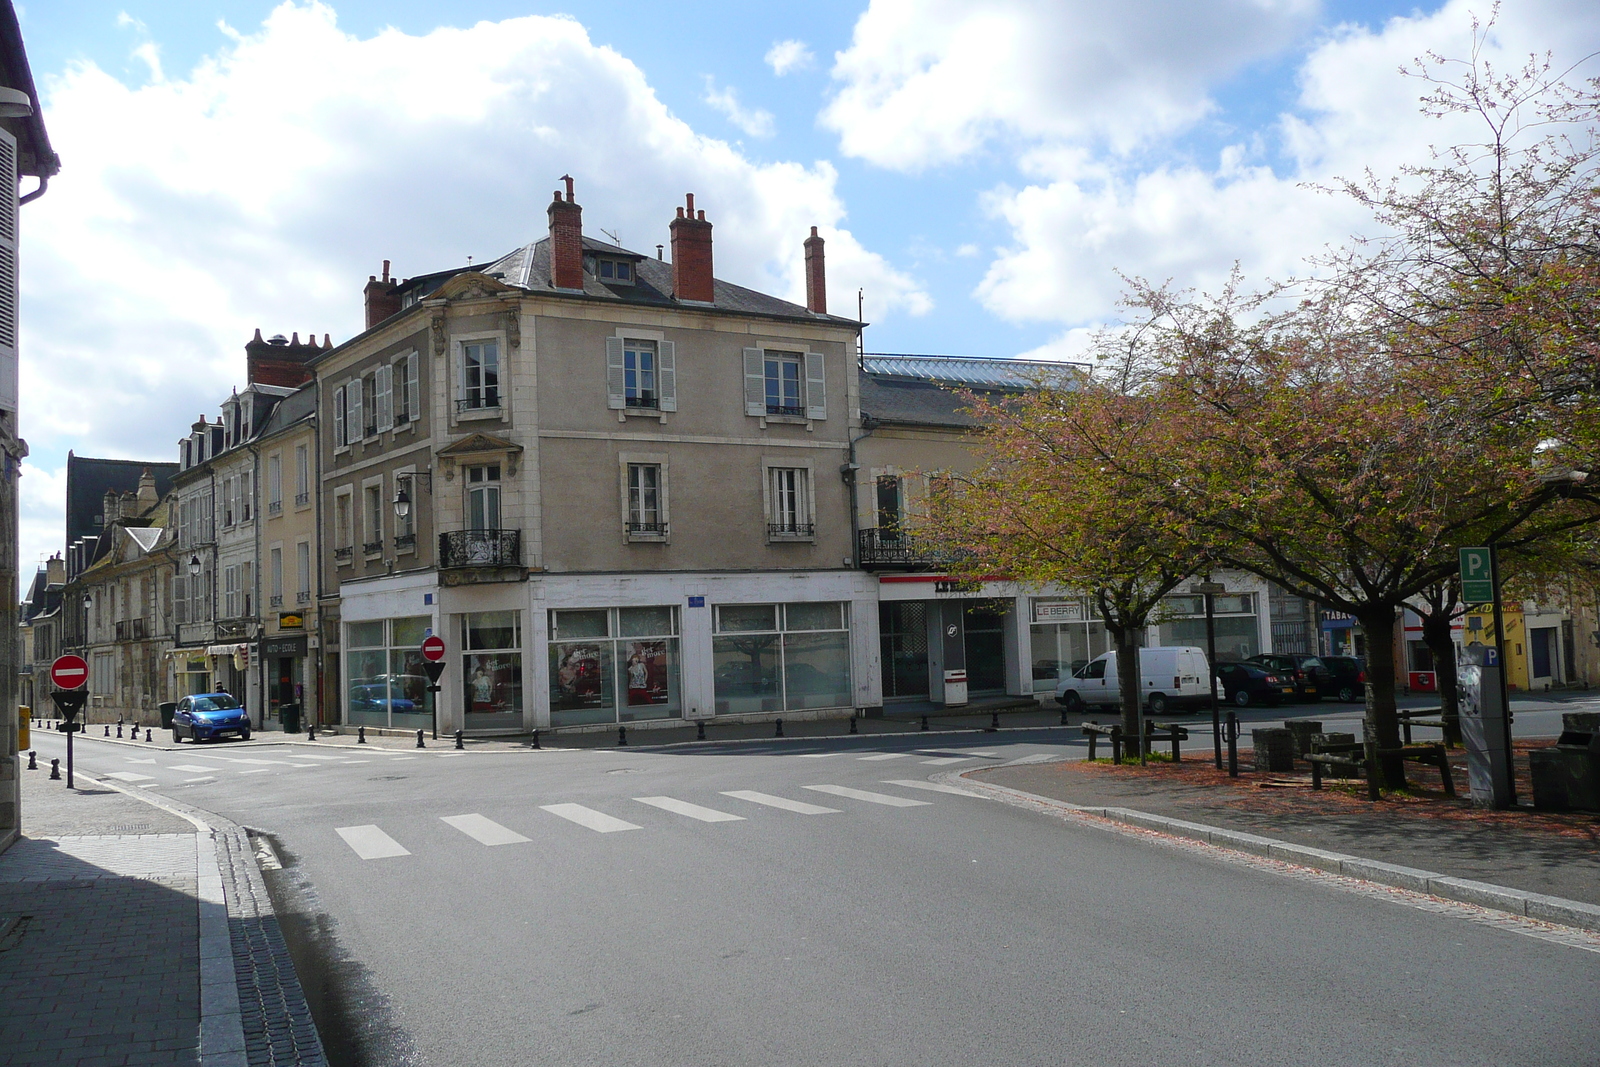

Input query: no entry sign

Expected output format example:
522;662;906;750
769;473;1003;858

420;635;446;662
50;654;89;690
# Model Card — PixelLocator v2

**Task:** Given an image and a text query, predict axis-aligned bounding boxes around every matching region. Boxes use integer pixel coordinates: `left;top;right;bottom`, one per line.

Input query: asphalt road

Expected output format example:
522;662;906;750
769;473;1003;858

26;709;1600;1067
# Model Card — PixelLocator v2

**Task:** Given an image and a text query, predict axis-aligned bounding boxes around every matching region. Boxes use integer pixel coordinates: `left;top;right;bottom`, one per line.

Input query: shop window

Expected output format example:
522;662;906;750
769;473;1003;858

712;601;851;715
549;606;681;727
345;616;432;729
463;611;523;728
1029;599;1110;693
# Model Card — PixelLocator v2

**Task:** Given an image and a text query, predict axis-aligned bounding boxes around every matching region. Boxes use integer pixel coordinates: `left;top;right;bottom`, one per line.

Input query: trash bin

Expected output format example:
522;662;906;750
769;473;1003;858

18;705;29;751
158;702;178;730
1529;712;1600;812
280;703;302;734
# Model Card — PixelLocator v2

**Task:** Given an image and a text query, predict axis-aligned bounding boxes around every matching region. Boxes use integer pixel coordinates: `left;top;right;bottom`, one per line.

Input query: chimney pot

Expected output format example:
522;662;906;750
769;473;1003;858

670;194;715;303
804;226;827;315
382;259;391;283
364;263;402;329
547;175;585;290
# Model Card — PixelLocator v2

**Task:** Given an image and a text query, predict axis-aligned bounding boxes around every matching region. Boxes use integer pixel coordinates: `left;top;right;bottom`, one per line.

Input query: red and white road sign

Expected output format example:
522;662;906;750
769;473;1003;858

50;654;90;690
420;635;447;662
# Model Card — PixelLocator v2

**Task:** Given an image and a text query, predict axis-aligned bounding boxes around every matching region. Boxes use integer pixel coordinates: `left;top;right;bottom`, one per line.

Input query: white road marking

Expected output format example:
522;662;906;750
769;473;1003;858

794;752;838;758
919;756;971;766
170;764;221;774
286;763;320;769
1005;753;1066;766
218;758;292;766
539;804;642;834
343;760;370;764
336;825;411;860
441;814;530;846
239;769;272;775
104;771;154;783
287;754;348;761
883;779;986;797
805;784;932;808
389;757;418;761
124;758;156;764
857;753;910;761
721;790;839;815
634;796;745;823
183;776;217;784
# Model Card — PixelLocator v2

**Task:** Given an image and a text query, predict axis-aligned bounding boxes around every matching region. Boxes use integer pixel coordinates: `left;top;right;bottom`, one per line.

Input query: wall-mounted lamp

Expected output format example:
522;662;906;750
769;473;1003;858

188;555;202;578
394;472;432;520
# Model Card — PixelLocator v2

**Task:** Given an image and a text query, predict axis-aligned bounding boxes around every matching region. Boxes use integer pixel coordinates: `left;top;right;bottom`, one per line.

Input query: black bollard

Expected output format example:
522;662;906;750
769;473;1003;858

618;726;628;747
116;724;123;738
531;729;541;750
50;758;60;781
696;721;706;741
920;715;929;731
104;724;110;737
27;750;37;770
984;712;999;733
1060;705;1069;726
416;729;425;749
773;719;783;738
307;724;317;741
849;715;858;735
145;729;152;742
357;726;367;744
455;729;464;750
1226;712;1239;778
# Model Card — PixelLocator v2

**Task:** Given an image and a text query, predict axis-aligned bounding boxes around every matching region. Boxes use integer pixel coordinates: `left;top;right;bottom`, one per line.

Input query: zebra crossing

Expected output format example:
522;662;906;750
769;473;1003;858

334;779;978;861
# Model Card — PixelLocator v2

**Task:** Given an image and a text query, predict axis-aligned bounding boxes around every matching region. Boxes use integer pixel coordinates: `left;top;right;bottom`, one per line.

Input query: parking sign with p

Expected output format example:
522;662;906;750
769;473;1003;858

1459;546;1494;603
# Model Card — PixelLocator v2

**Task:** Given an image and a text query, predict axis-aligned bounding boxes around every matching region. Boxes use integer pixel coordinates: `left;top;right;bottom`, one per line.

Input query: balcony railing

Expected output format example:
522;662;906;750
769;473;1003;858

856;527;945;571
394;532;417;551
269;595;283;607
767;522;815;540
296;591;311;604
626;521;668;537
268;499;282;514
333;546;353;563
456;397;501;414
439;529;522;570
294;491;310;506
362;539;383;555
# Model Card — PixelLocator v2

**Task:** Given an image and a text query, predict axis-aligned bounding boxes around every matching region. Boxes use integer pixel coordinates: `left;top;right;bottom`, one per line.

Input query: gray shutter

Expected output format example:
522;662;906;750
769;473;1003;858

743;348;766;416
347;377;363;439
0;128;16;416
657;340;677;412
333;386;345;446
606;337;626;409
376;364;394;432
804;351;827;420
406;353;420;421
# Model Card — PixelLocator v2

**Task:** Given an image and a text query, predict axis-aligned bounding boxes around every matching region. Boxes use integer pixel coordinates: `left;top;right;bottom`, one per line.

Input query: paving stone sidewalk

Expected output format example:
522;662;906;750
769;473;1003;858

978;758;1600;907
0;761;326;1067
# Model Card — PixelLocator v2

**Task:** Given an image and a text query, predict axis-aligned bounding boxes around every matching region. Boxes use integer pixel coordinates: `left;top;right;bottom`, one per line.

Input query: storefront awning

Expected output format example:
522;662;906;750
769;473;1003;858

205;643;249;657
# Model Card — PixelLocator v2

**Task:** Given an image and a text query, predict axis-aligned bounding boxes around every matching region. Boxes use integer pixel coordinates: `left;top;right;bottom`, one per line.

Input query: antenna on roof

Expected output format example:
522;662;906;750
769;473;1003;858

599;227;620;246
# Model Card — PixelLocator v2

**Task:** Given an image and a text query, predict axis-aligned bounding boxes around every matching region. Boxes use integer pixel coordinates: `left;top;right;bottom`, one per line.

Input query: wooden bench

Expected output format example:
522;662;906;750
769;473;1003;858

1082;721;1123;762
1306;741;1455;799
1144;721;1189;762
1082;721;1190;763
1399;709;1452;747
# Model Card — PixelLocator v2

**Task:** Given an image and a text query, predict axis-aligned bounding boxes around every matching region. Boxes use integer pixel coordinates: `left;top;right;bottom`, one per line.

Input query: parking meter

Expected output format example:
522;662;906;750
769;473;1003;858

1459;652;1512;808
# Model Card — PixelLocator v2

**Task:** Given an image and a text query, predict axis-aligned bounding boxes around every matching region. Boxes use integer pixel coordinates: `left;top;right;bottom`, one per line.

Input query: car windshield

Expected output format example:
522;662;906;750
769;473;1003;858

192;695;240;712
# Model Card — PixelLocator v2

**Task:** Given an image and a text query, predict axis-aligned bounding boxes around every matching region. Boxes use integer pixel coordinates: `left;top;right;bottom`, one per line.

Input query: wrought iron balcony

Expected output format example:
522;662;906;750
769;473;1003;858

362;539;383;555
439;529;524;584
296;591;312;604
333;546;353;563
294;492;310;506
626;521;668;538
856;527;945;571
269;595;283;607
767;522;815;540
394;532;417;551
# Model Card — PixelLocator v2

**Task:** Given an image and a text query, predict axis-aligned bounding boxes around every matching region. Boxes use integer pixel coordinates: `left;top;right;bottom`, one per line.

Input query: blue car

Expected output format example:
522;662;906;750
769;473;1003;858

172;693;252;743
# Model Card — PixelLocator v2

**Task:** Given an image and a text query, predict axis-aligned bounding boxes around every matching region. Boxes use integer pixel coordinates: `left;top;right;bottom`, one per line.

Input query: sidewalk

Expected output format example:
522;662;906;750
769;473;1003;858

0;755;326;1066
975;751;1600;909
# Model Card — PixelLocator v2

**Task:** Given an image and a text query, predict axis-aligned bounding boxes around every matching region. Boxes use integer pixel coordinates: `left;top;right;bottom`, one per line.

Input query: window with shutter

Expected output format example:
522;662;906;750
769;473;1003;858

347;378;363;440
804;351;827;420
333;385;346;447
406;352;420;422
657;340;677;412
605;337;626;409
377;363;394;432
743;348;765;416
0;128;17;415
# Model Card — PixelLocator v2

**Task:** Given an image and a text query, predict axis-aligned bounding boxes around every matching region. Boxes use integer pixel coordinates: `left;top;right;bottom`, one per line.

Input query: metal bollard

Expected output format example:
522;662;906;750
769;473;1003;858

618;726;628;746
307;725;317;741
145;729;152;742
696;721;706;741
849;715;858;735
531;729;541;750
50;758;60;780
455;729;464;750
116;724;123;738
1111;725;1123;765
985;712;1000;733
357;726;367;744
1226;712;1239;778
104;724;110;737
416;729;425;749
920;716;929;731
775;719;784;738
27;750;37;770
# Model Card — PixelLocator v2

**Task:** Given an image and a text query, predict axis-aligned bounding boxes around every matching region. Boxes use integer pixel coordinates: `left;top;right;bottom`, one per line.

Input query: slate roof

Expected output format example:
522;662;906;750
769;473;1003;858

256;382;315;438
397;236;858;326
863;354;1085;389
859;355;1083;430
65;455;178;551
859;373;989;429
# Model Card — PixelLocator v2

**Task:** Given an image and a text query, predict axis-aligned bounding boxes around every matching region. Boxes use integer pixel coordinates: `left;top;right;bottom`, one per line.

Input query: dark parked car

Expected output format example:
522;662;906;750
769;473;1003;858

1321;655;1367;702
1247;654;1333;701
1214;661;1294;707
172;693;251;743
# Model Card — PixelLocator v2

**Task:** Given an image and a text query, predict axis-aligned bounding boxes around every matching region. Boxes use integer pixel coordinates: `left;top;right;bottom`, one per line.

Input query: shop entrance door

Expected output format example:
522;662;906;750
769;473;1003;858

963;604;1007;693
879;602;930;700
272;657;294;727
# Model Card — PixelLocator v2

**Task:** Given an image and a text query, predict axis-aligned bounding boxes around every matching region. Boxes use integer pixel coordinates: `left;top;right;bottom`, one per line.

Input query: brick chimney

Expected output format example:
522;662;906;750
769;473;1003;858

245;328;320;388
45;553;65;588
364;259;401;329
548;175;584;291
670;193;714;304
804;226;826;314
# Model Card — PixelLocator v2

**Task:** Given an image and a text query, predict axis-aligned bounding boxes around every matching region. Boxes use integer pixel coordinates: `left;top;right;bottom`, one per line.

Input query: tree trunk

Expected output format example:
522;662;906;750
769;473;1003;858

1420;609;1462;745
1356;603;1407;790
1110;626;1144;760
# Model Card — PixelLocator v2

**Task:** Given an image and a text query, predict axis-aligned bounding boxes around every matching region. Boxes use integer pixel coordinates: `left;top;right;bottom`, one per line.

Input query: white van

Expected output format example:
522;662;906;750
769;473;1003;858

1054;646;1211;714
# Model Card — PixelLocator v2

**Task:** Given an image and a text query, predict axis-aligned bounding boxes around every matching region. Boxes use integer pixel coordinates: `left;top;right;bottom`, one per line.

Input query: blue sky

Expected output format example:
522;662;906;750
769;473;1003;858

13;0;1600;574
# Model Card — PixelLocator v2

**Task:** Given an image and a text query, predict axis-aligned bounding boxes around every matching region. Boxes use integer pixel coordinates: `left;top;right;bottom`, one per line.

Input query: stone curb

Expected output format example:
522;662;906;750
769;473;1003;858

949;768;1600;934
73;771;327;1064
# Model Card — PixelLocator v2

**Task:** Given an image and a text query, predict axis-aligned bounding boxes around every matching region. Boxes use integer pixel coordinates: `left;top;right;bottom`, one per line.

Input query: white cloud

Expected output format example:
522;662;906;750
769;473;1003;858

765;39;814;76
968;0;1600;327
823;0;1319;172
701;76;775;138
19;2;928;572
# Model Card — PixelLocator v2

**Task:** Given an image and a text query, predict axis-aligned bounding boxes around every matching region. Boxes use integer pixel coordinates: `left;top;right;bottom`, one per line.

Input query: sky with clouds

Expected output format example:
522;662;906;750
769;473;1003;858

12;0;1600;582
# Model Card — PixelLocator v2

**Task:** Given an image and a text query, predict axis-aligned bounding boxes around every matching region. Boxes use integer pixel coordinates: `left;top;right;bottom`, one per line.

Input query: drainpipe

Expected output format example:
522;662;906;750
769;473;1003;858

845;416;877;568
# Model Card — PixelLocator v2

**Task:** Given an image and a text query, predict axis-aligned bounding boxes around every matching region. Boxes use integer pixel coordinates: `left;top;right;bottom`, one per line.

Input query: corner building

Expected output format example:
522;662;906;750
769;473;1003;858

319;184;874;735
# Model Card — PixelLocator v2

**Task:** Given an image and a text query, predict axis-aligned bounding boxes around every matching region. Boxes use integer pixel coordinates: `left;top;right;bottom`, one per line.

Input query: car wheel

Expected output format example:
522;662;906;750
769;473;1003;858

1060;691;1084;714
240;727;251;742
1338;684;1357;702
1147;693;1169;715
172;727;182;744
1233;689;1251;708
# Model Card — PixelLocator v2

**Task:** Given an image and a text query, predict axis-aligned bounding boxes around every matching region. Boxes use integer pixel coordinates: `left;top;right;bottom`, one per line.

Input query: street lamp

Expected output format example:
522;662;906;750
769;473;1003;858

188;555;201;578
393;486;411;520
1193;578;1227;769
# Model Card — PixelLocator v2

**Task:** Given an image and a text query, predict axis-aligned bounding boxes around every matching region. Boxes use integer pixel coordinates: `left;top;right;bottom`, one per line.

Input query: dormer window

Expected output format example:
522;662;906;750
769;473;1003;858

596;258;633;285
